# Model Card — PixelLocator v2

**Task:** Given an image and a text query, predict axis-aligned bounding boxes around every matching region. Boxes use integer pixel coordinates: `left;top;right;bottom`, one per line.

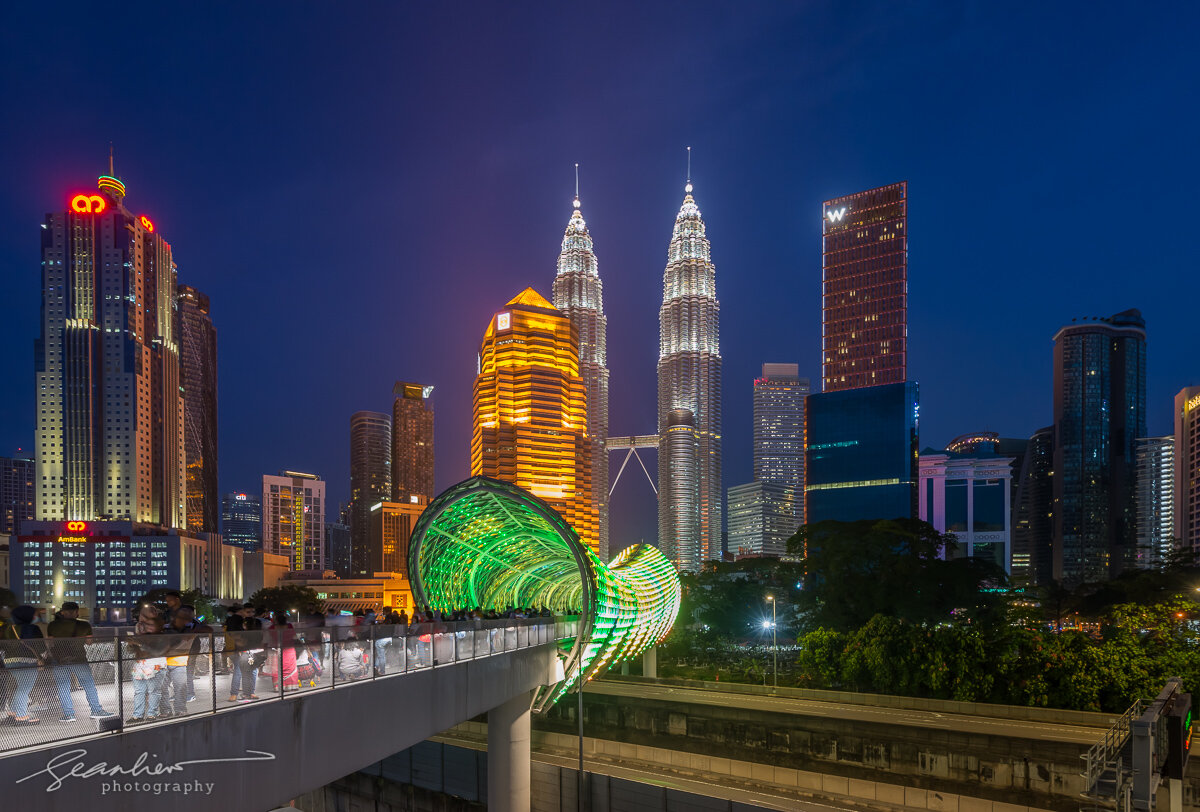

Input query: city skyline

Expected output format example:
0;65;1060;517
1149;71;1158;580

0;6;1196;550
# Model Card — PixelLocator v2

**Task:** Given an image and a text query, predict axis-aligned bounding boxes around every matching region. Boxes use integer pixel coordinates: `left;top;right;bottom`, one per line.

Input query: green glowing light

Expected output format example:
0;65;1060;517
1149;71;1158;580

409;476;681;710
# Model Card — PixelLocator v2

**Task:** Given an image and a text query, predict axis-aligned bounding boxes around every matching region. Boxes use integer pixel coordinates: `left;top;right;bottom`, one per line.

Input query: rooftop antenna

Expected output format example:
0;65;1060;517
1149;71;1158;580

108;143;114;176
685;146;693;193
573;162;580;209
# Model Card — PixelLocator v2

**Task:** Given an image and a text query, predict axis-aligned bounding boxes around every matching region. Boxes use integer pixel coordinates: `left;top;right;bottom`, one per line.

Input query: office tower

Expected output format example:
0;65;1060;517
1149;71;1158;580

1011;426;1055;587
0;456;34;535
753;363;809;527
919;447;1015;573
805;382;919;523
36;170;185;527
350;411;392;576
660;409;700;569
324;517;351;578
1052;310;1146;586
472;288;598;551
262;471;325;571
821;182;907;392
392;382;434;502
368;496;427;575
1135;436;1175;569
727;480;799;558
658;177;722;569
1175;387;1200;560
552;184;610;559
220;491;262;552
178;285;219;532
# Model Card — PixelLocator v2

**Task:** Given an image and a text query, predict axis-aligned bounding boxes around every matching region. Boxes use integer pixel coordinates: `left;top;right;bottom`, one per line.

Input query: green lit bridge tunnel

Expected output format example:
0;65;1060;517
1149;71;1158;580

408;476;681;711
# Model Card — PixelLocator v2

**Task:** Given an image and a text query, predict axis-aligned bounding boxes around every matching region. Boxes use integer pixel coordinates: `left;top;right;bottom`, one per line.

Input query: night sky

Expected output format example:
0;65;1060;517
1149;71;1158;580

1;4;1196;548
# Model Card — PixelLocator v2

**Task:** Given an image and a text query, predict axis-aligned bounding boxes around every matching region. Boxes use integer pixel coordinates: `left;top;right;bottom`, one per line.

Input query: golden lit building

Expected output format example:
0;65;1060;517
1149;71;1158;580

472;288;598;552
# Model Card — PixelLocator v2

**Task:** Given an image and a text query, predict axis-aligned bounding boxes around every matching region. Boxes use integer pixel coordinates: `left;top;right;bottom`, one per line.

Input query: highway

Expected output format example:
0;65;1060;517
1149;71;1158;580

588;680;1107;745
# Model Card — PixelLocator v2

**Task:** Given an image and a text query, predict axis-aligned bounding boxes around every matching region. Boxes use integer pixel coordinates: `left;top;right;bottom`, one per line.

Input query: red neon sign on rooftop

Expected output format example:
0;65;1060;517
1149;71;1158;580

65;520;88;532
139;215;154;232
70;194;106;214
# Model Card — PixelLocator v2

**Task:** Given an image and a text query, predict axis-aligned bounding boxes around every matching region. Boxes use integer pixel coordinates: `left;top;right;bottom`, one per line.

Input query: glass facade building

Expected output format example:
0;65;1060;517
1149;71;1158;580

178;285;219;532
1011;426;1055;586
391;382;435;503
349;411;392;576
753;363;809;528
220;490;262;552
1052;310;1146;586
1176;387;1200;560
821;182;907;392
805;382;919;523
727;480;800;558
1134;436;1175;569
919;448;1015;573
0;456;34;535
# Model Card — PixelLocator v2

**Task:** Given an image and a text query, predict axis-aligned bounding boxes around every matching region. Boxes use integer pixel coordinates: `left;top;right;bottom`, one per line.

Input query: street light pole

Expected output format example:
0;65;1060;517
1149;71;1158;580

766;596;777;690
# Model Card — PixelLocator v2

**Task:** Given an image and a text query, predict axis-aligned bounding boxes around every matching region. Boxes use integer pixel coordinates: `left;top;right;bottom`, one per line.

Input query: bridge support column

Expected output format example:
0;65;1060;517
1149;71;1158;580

643;646;657;678
488;689;533;812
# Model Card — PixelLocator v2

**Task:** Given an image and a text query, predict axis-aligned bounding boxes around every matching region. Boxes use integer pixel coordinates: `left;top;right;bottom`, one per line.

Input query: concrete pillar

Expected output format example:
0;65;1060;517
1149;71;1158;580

488;689;533;812
643;646;657;678
621;660;630;675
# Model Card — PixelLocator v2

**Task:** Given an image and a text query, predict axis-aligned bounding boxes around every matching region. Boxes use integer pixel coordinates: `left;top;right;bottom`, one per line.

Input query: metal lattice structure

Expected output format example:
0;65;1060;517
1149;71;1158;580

408;476;680;711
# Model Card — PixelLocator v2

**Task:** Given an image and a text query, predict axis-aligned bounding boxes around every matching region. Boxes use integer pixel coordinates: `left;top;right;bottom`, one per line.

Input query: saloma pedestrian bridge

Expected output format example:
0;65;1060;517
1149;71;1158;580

0;476;681;812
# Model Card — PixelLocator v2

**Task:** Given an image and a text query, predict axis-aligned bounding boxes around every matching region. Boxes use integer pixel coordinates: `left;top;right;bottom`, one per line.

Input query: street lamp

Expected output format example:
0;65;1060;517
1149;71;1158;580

765;595;777;690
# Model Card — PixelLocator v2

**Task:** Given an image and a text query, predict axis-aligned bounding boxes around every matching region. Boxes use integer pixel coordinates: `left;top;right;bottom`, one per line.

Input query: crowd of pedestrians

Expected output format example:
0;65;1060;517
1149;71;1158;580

1;596;562;730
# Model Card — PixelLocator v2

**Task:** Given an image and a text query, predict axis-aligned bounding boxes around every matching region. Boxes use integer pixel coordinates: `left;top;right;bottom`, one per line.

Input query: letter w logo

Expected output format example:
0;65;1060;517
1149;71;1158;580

825;207;847;224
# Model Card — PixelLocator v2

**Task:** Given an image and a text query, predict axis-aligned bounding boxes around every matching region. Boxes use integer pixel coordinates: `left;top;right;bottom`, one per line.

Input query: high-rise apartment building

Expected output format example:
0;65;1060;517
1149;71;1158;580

552;186;610;559
1135;436;1175;569
658;178;722;569
753;363;809;527
0;456;34;535
391;382;434;503
262;471;325;571
821;182;907;392
368;496;427;575
178;285;219;532
472;288;597;551
220;491;261;552
1175;386;1200;560
1011;426;1055;587
805;382;919;524
350;411;392;576
36;171;185;527
1052;310;1146;586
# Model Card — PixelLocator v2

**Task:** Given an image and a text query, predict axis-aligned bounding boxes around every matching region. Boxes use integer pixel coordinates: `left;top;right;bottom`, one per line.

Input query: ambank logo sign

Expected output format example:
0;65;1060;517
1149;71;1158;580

825;207;848;224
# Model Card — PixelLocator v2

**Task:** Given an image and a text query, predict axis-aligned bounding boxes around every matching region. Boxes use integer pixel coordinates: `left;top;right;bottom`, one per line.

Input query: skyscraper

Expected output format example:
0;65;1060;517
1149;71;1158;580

220;490;262;552
472;288;598;551
660;409;700;570
36;170;186;527
262;471;325;571
391;382;434;503
178;285;219;532
552;180;610;560
1011;426;1055;587
821;182;907;392
919;447;1015;573
1135;436;1175;569
368;496;427;575
1175;386;1200;560
753;363;809;527
350;411;392;576
658;175;722;569
1052;309;1146;586
0;456;34;535
727;480;799;558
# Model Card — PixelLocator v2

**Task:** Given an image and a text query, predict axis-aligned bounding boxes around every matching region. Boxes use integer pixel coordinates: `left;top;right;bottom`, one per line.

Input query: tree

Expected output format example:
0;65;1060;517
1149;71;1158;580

248;584;323;615
135;587;220;622
787;518;1007;632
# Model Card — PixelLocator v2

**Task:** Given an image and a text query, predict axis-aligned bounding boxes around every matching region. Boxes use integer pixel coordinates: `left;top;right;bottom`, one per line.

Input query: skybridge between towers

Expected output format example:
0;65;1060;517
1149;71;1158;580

0;477;681;812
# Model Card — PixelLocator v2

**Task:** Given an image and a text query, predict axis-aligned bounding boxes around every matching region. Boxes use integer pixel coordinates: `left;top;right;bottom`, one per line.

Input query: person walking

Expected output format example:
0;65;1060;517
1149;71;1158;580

225;605;262;702
128;611;167;722
163;606;204;716
1;606;48;725
46;602;114;722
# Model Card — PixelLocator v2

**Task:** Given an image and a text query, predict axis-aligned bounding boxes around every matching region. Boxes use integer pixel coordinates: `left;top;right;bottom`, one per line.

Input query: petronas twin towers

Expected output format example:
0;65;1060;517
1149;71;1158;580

552;169;720;571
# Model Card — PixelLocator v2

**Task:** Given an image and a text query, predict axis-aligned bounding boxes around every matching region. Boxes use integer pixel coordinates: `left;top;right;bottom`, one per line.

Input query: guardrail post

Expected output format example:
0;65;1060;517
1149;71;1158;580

210;631;217;714
116;632;124;726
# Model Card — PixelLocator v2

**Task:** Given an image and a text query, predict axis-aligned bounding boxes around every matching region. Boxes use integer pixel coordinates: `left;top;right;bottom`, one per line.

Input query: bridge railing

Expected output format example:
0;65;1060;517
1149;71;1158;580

0;616;577;755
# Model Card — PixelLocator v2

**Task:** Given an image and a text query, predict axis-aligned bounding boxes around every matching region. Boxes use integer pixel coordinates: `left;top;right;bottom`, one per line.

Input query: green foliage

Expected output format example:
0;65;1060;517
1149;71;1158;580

247;584;324;615
787;518;1007;631
678;558;804;639
135;587;218;622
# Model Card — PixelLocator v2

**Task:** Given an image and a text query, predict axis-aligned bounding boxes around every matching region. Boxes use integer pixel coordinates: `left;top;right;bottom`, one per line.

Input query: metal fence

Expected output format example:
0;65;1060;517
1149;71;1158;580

0;616;577;754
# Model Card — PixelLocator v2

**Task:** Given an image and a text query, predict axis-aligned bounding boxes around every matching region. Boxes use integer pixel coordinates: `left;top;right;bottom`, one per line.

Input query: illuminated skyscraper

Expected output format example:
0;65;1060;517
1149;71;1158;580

552;179;610;559
753;363;809;527
472;288;598;551
0;456;34;535
1175;386;1200;560
36;169;185;527
262;471;325;571
220;490;261;552
178;285;219;532
350;411;392;576
1052;310;1146;586
1135;436;1174;569
821;182;907;392
392;382;434;503
368;496;427;575
658;175;722;568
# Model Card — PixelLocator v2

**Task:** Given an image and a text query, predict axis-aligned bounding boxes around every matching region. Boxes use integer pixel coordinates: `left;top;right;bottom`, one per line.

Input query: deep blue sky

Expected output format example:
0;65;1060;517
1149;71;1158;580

1;4;1196;548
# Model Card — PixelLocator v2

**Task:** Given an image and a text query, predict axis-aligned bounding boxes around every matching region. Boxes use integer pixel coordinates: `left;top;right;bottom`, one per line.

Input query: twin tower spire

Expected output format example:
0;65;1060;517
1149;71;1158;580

552;153;721;572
